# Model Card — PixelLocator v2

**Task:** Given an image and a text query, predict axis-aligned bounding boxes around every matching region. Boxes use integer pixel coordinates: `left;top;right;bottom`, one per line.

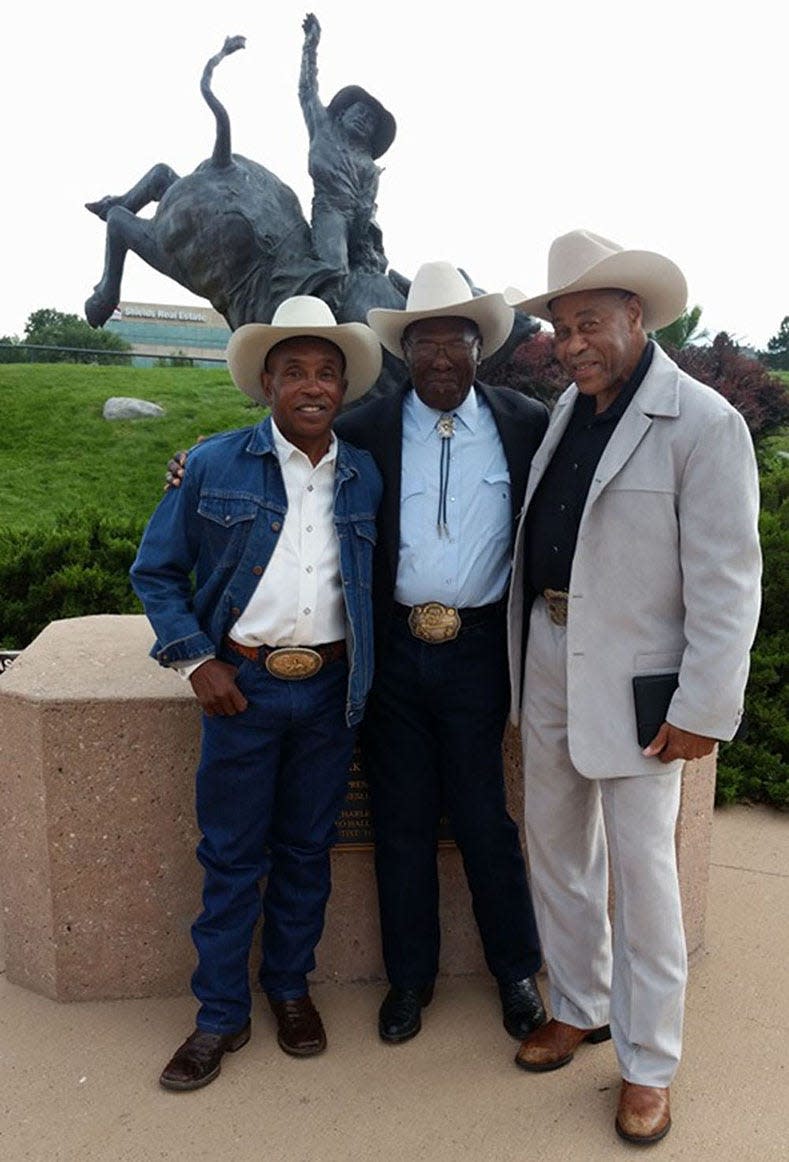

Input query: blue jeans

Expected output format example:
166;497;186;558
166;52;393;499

191;655;355;1033
362;611;542;988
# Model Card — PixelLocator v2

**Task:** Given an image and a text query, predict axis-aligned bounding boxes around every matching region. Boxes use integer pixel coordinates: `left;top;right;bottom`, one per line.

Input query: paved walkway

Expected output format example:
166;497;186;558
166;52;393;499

1;805;786;1161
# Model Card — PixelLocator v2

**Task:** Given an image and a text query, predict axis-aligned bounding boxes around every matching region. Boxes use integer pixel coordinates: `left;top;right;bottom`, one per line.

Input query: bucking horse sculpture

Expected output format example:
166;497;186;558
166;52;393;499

85;22;537;395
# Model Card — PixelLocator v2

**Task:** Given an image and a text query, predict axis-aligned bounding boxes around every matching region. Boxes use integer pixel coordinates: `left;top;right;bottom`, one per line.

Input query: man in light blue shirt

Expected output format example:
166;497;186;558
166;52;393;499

336;262;550;1045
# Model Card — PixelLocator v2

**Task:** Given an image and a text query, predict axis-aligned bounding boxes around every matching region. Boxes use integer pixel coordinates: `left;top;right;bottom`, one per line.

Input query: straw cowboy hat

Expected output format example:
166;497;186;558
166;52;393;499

327;85;397;159
505;230;688;333
226;296;382;405
367;261;514;359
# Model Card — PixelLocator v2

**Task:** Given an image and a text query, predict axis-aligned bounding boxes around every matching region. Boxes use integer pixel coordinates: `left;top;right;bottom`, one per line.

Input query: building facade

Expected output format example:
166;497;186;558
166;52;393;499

106;301;231;366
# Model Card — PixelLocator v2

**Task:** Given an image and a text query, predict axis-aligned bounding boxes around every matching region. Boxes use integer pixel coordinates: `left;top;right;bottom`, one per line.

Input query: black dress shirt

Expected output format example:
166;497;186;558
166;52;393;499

526;341;654;594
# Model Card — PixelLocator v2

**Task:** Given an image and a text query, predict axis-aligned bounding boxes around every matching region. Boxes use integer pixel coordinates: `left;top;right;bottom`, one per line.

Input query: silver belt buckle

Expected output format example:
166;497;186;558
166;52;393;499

265;647;324;680
543;589;569;627
407;602;461;644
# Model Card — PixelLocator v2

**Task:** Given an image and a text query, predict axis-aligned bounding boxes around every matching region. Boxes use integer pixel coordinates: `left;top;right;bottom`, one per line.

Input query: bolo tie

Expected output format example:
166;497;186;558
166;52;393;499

436;412;455;536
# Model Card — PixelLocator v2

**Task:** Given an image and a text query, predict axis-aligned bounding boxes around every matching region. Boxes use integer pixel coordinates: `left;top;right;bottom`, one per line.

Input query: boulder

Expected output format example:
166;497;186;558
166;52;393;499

103;397;165;420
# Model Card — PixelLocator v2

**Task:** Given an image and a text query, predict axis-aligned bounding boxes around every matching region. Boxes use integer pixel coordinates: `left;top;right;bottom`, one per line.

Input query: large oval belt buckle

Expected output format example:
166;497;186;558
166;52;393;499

265;647;324;680
408;602;461;644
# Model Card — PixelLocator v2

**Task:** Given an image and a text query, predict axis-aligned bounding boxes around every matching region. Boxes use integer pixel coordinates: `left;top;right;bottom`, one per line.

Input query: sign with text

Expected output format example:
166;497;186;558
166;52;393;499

336;745;454;849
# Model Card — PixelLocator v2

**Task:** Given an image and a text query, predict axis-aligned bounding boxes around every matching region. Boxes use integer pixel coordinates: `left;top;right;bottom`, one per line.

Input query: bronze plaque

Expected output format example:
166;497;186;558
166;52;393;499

336;744;454;849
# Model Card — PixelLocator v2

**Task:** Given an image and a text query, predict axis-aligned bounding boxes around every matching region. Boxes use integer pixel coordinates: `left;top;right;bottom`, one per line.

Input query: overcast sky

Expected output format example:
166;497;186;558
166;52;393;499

2;0;785;348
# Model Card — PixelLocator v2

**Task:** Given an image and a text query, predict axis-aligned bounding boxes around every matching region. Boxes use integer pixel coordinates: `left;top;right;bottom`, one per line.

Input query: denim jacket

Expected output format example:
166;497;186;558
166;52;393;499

130;417;382;726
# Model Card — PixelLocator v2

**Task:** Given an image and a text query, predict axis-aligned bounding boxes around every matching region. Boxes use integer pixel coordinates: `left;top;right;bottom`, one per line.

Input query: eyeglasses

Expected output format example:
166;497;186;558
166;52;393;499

403;338;479;360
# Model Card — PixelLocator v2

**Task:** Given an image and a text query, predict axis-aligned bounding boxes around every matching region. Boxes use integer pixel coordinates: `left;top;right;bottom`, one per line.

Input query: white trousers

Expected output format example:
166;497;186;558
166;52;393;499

521;598;687;1087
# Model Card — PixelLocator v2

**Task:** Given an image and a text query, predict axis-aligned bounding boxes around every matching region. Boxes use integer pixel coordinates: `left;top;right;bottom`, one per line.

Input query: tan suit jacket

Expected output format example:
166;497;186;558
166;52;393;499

507;343;762;778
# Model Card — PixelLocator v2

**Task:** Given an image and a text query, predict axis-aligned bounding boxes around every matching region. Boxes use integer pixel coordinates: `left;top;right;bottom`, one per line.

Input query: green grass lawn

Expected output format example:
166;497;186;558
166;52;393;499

0;363;262;530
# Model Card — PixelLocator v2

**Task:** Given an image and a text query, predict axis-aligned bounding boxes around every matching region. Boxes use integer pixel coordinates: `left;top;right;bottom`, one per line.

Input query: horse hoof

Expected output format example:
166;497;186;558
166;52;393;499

85;196;116;221
85;291;115;328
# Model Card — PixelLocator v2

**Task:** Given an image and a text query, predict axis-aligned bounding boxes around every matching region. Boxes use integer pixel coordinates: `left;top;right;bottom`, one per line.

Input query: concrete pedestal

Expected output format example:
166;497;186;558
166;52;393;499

0;615;716;1001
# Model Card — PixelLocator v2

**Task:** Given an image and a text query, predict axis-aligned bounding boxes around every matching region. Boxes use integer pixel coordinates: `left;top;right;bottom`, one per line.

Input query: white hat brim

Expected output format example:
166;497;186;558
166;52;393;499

505;250;688;333
226;321;382;404
368;291;514;360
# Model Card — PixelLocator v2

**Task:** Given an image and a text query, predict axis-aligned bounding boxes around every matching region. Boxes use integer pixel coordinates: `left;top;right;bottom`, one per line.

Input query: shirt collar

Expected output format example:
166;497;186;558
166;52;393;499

271;418;337;467
405;384;479;442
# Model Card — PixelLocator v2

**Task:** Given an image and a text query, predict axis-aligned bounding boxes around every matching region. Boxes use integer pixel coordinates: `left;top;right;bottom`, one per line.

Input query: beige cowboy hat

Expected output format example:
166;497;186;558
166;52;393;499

367;261;514;360
226;296;382;404
504;230;688;332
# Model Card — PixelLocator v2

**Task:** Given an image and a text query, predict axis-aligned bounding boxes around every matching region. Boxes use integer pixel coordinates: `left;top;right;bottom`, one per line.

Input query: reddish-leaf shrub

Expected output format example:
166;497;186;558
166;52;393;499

491;328;789;440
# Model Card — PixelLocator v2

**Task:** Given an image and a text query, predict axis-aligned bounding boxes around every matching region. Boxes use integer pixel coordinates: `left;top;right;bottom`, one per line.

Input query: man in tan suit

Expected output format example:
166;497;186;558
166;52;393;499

504;231;761;1145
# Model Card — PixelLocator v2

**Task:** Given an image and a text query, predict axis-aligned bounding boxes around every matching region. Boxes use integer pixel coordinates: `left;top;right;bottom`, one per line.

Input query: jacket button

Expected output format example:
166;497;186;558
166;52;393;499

230;607;241;617
271;521;282;532
252;565;264;576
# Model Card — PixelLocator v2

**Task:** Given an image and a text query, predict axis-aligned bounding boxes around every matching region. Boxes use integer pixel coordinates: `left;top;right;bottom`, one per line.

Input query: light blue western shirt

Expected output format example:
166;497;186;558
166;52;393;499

395;386;511;608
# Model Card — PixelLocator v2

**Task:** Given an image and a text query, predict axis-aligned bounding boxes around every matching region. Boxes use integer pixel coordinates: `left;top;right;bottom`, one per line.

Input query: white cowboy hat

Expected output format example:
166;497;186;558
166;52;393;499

226;296;382;404
504;230;688;332
367;261;514;359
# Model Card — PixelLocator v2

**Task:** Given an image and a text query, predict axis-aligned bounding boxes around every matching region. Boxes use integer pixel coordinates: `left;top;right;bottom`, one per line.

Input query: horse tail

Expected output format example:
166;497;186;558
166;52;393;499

201;35;246;170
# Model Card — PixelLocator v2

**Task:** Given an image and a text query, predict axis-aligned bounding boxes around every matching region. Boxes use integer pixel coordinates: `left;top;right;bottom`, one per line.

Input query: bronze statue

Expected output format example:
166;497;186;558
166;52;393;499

85;19;537;396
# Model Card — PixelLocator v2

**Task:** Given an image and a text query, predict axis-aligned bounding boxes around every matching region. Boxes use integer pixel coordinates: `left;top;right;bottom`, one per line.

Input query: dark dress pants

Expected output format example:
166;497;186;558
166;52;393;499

361;612;541;989
190;656;355;1033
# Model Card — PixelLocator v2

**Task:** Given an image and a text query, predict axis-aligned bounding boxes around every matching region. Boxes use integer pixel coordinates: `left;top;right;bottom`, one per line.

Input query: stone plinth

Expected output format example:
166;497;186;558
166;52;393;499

0;616;203;1000
0;615;715;1001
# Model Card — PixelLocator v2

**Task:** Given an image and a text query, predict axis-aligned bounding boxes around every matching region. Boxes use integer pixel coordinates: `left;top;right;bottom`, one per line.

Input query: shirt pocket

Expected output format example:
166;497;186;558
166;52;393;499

399;474;432;545
482;471;511;504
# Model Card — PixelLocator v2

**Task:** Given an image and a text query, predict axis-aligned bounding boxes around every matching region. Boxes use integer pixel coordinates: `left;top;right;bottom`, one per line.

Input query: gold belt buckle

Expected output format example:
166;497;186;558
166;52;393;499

265;647;323;680
543;589;569;627
408;602;461;644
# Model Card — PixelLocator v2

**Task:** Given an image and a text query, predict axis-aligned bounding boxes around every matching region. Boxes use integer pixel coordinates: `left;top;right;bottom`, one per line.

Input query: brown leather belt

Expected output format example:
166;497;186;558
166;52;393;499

543;589;569;627
224;636;346;680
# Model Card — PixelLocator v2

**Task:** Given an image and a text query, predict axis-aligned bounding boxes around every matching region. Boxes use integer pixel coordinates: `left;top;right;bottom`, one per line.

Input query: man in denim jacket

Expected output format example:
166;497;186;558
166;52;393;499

130;297;382;1090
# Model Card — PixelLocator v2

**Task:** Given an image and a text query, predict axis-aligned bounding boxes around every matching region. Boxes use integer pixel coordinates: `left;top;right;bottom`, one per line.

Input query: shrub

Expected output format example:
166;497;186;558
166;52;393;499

0;512;145;649
489;329;570;407
669;333;789;440
493;329;789;442
717;459;789;808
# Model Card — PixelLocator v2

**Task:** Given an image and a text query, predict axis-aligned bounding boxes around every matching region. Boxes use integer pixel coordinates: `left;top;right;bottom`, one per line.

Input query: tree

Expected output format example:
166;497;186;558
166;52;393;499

0;334;26;363
765;316;789;371
653;305;708;350
22;308;131;364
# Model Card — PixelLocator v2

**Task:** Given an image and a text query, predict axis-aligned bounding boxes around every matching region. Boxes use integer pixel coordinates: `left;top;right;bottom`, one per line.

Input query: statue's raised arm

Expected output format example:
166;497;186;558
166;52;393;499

299;13;326;138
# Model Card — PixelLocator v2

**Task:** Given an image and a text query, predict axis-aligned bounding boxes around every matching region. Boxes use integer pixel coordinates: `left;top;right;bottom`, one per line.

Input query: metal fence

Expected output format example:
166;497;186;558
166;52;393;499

0;343;227;366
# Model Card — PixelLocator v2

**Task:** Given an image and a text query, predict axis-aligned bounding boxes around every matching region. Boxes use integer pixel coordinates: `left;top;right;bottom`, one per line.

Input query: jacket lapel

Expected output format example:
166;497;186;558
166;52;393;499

583;343;681;511
523;389;575;510
375;388;406;581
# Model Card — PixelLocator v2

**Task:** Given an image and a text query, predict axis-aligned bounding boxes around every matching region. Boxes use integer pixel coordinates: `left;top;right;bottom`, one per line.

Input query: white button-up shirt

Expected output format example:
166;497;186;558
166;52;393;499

231;419;346;647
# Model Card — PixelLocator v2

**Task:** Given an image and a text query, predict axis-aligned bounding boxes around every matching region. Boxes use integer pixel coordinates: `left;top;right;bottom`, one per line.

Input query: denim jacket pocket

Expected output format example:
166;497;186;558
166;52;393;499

197;491;260;567
198;492;260;526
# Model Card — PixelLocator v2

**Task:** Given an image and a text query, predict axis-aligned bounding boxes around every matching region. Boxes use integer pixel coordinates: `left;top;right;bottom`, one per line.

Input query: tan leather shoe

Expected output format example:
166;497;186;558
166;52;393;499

514;1017;611;1072
615;1080;671;1145
268;995;327;1057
